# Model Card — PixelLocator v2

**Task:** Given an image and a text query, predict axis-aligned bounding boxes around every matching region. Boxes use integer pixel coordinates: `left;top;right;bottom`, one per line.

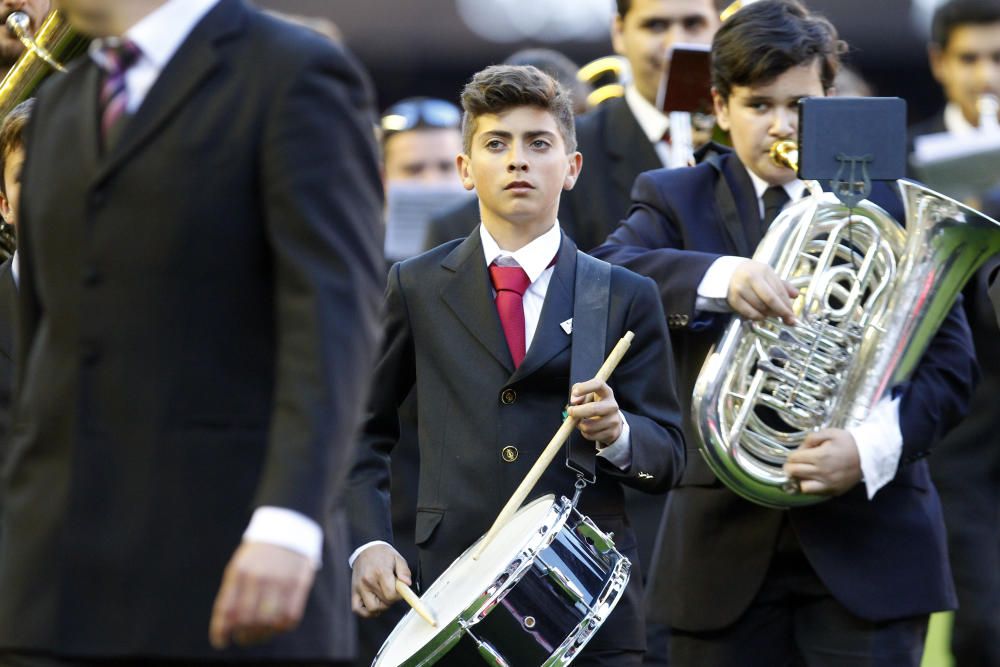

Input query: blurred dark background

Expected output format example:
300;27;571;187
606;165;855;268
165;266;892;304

255;0;945;126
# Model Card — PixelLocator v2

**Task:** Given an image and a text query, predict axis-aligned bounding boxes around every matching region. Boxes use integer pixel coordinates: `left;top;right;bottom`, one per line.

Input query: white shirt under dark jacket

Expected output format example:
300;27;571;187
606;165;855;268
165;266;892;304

350;222;632;566
91;0;323;565
693;173;903;499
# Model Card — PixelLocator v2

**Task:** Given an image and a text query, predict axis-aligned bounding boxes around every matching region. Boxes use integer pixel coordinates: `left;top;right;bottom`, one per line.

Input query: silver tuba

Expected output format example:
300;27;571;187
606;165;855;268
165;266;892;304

693;139;1000;508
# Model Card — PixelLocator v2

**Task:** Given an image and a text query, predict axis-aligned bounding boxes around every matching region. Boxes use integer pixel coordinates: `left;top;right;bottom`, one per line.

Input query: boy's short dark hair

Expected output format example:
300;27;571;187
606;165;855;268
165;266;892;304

711;0;845;100
931;0;1000;49
0;98;34;196
460;64;576;155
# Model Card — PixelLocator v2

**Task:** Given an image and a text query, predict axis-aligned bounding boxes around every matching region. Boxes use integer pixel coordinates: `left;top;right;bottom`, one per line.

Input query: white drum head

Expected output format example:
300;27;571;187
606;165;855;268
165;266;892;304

374;494;561;666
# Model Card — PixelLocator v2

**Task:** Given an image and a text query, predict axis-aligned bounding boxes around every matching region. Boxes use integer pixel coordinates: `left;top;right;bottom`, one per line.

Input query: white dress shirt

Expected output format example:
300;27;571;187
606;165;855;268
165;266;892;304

693;172;902;498
624;85;670;167
90;0;322;565
943;102;977;136
349;222;632;567
90;0;220;113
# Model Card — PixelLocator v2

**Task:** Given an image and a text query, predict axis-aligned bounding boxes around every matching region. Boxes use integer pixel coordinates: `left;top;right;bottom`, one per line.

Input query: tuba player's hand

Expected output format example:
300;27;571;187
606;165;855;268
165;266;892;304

728;260;799;325
783;428;862;495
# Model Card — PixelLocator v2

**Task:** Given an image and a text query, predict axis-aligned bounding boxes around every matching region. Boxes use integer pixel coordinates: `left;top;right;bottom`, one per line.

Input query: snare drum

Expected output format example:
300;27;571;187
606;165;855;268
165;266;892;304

373;494;630;666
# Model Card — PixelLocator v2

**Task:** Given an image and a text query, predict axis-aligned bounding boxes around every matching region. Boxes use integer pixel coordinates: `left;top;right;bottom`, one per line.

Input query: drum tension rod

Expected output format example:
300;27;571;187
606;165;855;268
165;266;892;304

571;475;590;507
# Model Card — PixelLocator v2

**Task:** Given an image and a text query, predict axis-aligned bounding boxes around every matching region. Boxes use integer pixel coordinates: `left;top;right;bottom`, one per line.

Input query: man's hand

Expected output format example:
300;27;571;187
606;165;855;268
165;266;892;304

351;544;411;619
728;260;799;324
784;428;863;496
568;378;622;445
209;541;316;649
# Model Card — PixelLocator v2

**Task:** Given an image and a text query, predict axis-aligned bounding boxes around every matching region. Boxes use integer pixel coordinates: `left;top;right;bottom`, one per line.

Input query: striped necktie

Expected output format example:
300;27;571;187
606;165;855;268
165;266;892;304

98;39;142;151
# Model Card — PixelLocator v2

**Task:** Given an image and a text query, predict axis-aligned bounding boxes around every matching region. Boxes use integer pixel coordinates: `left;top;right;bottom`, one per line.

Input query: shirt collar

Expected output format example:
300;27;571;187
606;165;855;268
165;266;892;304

746;167;807;204
90;0;219;71
480;222;562;284
624;85;669;144
943;102;977;136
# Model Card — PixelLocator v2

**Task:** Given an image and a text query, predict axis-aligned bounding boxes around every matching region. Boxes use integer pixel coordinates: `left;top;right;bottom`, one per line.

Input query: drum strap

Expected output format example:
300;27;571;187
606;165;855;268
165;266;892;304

566;250;611;483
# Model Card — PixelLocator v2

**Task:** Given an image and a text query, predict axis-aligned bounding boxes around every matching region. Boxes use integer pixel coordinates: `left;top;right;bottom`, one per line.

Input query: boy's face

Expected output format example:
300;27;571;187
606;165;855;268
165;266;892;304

0;145;24;227
713;59;826;186
457;106;581;234
612;0;720;107
383;128;462;185
930;23;1000;127
0;0;51;66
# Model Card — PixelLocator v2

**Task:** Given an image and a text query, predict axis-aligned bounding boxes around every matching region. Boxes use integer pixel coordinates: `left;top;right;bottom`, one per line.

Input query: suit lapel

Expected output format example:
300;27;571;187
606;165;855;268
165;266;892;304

94;0;243;186
716;152;761;256
605;98;661;203
509;234;576;383
440;232;514;373
73;64;102;177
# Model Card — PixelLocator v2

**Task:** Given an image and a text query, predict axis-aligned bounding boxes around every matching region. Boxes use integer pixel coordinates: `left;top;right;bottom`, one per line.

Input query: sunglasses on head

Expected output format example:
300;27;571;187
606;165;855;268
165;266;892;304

381;97;462;137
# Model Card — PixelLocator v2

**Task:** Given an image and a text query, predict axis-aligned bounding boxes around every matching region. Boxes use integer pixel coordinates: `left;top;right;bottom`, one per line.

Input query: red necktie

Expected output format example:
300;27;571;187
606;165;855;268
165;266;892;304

489;260;531;368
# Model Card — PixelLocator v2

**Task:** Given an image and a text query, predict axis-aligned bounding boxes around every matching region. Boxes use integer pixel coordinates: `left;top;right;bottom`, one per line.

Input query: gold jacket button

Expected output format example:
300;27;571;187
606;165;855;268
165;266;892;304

500;388;517;405
501;445;519;463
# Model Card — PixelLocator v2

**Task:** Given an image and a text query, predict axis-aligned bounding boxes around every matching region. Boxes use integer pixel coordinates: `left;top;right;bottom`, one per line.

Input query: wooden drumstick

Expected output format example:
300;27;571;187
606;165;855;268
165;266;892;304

473;331;635;560
395;580;437;627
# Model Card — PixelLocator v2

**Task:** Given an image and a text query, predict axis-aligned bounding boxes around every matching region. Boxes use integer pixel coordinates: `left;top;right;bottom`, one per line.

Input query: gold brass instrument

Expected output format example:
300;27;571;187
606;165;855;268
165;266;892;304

0;10;88;259
577;55;627;110
693;139;1000;508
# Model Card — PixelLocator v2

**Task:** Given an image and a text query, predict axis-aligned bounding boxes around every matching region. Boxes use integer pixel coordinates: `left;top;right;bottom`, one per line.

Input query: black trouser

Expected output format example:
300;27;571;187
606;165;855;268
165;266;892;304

670;521;928;667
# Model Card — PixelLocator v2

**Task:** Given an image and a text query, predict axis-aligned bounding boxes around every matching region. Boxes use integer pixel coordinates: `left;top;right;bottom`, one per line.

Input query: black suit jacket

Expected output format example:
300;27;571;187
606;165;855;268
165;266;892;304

0;1;384;660
348;230;685;651
562;96;662;253
593;148;977;630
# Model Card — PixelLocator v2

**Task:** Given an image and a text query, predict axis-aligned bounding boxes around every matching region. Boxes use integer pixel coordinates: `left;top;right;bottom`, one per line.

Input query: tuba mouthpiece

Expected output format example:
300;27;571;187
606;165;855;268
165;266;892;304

6;11;29;37
769;140;799;172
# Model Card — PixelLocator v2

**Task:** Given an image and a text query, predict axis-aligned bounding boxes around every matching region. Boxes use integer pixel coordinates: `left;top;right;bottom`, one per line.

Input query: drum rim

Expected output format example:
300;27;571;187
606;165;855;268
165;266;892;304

374;496;633;666
373;495;570;666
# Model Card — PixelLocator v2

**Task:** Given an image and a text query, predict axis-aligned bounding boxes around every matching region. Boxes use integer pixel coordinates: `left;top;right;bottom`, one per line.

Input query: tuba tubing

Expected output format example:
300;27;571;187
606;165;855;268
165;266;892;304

693;140;1000;508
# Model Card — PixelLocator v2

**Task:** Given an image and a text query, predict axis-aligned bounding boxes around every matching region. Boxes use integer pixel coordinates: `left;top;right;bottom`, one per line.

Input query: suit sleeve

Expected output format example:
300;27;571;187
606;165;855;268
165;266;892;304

990;267;1000;330
596;272;686;493
897;300;978;463
252;44;384;523
346;263;416;550
591;170;727;329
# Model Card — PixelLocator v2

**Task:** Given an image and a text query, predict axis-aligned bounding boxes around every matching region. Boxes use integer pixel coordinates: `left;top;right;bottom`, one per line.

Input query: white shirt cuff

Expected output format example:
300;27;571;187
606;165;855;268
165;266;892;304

695;255;745;313
597;411;631;470
349;540;393;568
847;396;903;499
243;506;323;568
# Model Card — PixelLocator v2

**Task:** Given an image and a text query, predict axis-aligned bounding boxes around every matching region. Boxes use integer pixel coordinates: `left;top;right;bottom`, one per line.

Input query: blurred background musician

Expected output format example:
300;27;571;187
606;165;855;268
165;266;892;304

908;3;1000;664
562;0;722;254
594;2;976;664
0;0;50;78
0;0;384;664
0;98;31;557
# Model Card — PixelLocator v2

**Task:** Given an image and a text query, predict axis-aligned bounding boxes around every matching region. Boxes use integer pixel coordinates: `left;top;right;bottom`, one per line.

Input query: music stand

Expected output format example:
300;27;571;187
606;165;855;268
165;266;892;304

798;97;908;207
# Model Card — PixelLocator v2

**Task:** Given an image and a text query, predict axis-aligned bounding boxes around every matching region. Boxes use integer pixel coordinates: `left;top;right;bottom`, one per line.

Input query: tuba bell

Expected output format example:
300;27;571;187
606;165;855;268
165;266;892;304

692;139;1000;508
0;9;87;260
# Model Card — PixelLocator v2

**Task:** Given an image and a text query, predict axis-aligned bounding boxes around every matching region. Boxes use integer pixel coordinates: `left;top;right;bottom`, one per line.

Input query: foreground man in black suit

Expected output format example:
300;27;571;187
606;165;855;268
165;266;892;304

0;0;384;664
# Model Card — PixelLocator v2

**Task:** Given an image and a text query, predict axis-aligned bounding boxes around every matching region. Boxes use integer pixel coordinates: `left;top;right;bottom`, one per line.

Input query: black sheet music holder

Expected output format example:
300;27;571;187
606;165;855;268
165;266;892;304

798;97;907;208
